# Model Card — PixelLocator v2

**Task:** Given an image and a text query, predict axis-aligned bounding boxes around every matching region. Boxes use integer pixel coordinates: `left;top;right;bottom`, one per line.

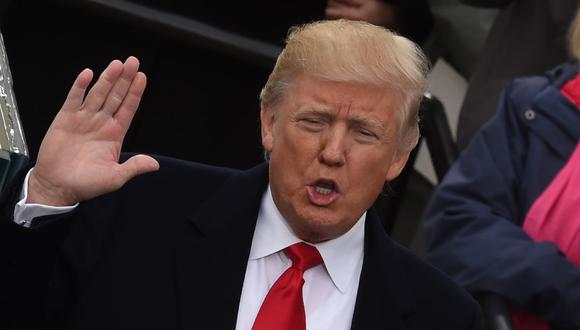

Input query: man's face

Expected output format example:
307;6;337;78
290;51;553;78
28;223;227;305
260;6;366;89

261;74;410;242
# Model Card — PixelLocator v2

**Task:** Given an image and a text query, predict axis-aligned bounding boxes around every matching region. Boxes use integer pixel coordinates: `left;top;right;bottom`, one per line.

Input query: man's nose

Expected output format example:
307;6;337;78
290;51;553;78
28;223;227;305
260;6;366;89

319;128;347;167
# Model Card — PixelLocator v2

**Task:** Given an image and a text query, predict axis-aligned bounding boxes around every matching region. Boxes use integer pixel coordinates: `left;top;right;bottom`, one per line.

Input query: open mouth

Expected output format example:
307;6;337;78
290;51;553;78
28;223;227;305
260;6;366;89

307;179;340;206
314;180;336;195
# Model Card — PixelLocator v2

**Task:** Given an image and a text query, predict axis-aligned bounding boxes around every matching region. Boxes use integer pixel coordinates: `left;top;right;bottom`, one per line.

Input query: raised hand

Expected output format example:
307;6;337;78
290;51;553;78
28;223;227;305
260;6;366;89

27;56;159;206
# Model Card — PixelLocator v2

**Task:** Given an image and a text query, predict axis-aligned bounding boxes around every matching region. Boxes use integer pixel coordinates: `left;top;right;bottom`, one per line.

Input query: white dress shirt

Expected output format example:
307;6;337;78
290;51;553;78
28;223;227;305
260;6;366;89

235;186;365;330
14;171;365;330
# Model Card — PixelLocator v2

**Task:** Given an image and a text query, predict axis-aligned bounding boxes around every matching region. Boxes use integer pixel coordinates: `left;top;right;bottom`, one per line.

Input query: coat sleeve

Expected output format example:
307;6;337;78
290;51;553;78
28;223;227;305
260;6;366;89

0;162;121;329
424;80;580;329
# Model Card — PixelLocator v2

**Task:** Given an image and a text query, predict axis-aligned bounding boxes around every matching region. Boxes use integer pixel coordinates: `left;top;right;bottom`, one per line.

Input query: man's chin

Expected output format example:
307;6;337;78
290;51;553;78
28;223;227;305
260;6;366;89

288;212;350;243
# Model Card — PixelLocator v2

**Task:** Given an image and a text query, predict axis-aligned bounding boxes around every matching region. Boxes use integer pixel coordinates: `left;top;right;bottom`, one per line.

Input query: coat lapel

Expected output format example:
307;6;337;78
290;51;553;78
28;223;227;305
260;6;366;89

351;209;416;330
174;163;269;330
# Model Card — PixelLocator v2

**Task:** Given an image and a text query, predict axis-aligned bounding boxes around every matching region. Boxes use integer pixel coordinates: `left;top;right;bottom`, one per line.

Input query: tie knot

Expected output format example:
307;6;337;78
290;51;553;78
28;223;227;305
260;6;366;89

284;242;323;271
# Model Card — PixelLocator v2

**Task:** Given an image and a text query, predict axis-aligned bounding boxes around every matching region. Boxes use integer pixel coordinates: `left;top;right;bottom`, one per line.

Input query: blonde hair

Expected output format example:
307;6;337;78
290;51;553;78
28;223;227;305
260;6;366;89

260;19;429;152
569;10;580;60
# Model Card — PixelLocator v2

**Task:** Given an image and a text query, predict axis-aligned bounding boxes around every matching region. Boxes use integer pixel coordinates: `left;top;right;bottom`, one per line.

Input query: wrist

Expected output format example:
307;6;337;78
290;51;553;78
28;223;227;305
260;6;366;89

27;170;77;206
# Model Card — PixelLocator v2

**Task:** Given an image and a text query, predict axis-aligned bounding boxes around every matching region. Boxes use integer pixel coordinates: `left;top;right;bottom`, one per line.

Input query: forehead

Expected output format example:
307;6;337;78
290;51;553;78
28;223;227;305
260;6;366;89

282;74;403;120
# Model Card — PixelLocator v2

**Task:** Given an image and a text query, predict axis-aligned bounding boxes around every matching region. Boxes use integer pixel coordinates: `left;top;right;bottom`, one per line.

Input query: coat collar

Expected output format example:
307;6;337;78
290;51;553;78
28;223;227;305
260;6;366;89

174;162;416;329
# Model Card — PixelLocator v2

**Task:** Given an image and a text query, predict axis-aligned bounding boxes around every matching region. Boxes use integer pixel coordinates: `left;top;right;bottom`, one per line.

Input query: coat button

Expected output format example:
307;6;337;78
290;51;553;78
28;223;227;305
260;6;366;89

525;109;536;120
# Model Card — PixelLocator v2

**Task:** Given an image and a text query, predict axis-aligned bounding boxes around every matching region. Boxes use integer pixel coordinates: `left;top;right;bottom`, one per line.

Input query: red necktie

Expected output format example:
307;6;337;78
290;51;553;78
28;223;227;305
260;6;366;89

252;242;323;330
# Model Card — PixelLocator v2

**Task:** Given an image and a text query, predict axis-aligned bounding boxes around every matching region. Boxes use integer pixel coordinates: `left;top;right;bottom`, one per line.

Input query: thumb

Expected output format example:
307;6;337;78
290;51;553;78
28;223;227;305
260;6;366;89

115;154;160;187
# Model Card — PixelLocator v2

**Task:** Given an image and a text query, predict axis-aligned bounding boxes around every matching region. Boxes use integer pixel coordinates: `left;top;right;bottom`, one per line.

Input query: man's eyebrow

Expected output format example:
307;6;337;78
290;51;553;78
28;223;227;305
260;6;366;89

295;107;334;118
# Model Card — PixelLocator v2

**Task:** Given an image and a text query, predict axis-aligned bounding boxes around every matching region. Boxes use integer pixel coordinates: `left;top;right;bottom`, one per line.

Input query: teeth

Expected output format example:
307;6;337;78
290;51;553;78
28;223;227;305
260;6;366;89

315;186;333;195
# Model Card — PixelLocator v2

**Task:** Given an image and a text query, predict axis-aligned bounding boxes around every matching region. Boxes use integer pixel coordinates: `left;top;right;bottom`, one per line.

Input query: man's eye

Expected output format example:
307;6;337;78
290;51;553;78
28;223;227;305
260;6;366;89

358;129;376;138
359;129;373;136
355;129;379;142
303;118;322;124
299;118;325;130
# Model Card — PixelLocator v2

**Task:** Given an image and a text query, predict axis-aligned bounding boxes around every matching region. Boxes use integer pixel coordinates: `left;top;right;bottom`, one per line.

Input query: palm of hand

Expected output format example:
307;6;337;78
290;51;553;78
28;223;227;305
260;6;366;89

29;57;159;206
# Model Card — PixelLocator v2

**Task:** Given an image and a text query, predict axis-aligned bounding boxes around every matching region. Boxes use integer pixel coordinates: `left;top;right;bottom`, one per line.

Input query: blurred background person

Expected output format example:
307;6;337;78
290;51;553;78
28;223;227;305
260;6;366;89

425;9;580;330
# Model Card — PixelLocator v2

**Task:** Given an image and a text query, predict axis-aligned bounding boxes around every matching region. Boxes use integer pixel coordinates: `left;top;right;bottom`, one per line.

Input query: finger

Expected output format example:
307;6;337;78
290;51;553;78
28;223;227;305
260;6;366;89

325;7;364;21
326;0;341;7
81;59;124;112
326;0;361;9
325;1;348;12
113;154;160;188
61;69;93;111
113;72;147;131
100;56;140;115
337;0;363;6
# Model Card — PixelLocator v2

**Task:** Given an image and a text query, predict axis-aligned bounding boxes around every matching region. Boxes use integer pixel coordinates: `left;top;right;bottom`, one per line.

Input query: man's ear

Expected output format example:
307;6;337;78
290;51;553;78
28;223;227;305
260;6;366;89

260;104;275;152
385;150;411;182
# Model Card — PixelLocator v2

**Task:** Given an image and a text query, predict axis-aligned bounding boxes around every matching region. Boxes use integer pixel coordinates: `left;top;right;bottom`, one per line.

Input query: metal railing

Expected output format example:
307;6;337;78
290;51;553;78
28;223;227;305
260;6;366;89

57;0;281;69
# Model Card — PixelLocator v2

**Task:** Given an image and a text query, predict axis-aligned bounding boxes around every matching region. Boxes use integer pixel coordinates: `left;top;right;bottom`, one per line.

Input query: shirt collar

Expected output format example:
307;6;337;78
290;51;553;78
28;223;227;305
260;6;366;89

250;185;365;294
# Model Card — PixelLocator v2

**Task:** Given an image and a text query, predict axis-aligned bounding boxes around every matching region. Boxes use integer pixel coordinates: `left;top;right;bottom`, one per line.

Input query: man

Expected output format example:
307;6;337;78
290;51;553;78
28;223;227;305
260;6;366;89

0;20;481;329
